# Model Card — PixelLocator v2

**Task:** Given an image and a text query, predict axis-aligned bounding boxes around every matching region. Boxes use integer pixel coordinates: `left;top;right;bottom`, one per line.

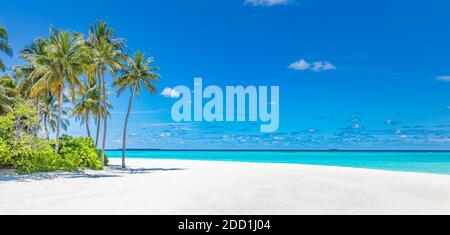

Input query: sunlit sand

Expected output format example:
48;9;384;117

1;158;450;215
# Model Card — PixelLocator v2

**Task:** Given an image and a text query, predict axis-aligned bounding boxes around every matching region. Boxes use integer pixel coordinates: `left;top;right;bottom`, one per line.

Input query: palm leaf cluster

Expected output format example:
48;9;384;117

0;21;160;167
0;25;12;72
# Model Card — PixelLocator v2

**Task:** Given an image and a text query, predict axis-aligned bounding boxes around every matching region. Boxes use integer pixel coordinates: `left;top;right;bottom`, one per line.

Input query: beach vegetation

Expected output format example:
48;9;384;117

0;106;104;174
0;25;12;71
0;20;157;174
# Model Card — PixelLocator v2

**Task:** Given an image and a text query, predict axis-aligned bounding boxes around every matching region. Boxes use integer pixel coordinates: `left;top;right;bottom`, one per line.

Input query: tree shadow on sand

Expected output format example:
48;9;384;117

107;165;186;174
0;166;187;183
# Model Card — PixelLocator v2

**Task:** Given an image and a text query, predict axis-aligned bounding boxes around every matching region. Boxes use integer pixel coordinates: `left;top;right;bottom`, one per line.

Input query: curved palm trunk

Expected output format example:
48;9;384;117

55;87;63;153
122;85;136;169
86;114;92;138
44;117;50;140
35;97;41;137
101;73;107;166
95;113;101;146
95;78;102;147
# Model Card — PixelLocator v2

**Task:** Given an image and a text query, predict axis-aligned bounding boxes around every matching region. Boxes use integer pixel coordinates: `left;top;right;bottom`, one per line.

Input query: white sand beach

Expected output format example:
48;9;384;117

1;158;450;215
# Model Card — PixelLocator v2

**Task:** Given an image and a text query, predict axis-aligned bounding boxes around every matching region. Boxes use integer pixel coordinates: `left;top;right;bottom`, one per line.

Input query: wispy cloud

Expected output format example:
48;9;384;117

288;59;336;72
429;138;450;143
111;109;167;115
159;132;172;138
143;122;192;127
437;76;450;82
245;0;290;7
311;61;336;72
288;59;310;70
161;87;181;98
385;119;400;126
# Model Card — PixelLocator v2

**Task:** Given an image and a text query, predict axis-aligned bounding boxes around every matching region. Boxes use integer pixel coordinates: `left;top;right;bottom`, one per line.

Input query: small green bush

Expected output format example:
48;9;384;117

0;138;12;168
13;143;65;174
59;135;105;170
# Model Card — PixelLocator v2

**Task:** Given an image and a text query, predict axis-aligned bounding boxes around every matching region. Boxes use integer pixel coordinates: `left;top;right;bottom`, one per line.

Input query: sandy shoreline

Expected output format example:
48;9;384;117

1;158;450;215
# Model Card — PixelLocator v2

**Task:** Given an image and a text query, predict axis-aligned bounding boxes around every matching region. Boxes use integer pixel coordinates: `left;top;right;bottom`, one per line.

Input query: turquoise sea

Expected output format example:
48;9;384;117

106;151;450;175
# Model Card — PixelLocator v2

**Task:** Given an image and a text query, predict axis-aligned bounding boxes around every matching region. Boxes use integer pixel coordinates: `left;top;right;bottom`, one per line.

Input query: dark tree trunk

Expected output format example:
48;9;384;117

101;73;107;166
44;117;49;140
95;113;101;147
35;97;41;137
55;87;63;153
86;115;92;138
95;76;102;148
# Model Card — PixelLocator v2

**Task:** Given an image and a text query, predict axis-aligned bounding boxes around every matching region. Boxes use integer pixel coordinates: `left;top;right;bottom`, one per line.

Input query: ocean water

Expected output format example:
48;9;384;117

106;151;450;175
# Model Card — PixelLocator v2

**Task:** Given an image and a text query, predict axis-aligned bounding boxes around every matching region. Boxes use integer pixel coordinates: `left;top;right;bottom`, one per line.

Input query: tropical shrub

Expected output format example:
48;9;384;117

0;138;12;168
12;140;64;174
0;108;105;174
59;135;107;170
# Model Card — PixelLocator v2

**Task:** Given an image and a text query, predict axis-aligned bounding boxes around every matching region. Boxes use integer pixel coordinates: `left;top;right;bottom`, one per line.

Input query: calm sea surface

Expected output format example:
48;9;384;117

106;151;450;175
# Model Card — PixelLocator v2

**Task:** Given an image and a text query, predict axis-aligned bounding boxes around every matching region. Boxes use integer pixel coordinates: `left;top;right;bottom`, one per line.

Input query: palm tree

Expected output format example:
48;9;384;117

0;25;12;71
88;20;125;165
114;51;159;169
14;39;48;136
0;75;17;115
25;28;87;152
40;92;69;140
71;82;97;138
71;81;112;139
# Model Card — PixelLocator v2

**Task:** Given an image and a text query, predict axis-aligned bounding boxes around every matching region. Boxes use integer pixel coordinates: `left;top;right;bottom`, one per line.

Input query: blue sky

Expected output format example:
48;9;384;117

1;0;450;150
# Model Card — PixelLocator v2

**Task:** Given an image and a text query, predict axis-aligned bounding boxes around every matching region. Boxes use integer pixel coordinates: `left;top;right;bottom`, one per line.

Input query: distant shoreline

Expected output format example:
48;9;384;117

106;149;450;153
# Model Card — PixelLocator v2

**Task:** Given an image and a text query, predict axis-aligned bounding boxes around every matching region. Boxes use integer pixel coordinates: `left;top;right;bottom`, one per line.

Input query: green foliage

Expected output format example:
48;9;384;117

0;138;12;168
0;25;13;71
0;113;15;140
0;110;105;174
59;135;107;170
12;139;64;174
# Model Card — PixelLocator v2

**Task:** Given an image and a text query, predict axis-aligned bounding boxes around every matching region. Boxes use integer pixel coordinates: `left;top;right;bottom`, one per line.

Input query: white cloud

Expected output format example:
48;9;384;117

112;109;167;115
308;128;317;133
351;118;360;122
245;0;289;6
159;133;171;138
288;59;310;71
288;59;336;72
430;138;450;143
437;76;450;82
311;61;337;72
143;122;191;127
161;87;180;99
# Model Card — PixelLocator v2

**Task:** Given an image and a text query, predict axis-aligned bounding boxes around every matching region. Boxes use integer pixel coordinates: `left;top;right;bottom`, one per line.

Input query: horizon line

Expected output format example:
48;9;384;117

106;149;450;152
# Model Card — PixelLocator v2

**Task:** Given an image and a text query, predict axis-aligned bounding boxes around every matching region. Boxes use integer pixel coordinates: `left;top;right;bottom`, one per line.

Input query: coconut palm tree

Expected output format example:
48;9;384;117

71;82;97;138
0;25;12;72
114;51;159;169
25;28;87;152
40;92;69;140
88;20;125;165
0;75;17;115
14;39;48;136
71;81;112;139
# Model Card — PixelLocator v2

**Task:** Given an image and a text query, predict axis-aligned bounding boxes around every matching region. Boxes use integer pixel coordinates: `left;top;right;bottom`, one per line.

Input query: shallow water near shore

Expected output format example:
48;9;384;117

106;151;450;175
